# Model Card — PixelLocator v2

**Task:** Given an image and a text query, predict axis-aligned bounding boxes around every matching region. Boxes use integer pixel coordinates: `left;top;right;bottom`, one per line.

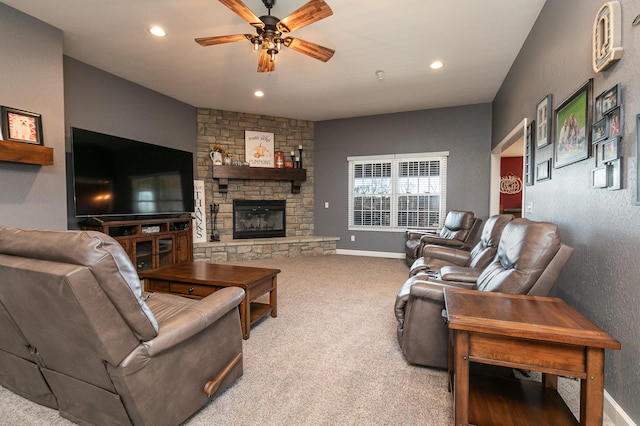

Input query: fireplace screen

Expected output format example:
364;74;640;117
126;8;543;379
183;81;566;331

233;200;286;239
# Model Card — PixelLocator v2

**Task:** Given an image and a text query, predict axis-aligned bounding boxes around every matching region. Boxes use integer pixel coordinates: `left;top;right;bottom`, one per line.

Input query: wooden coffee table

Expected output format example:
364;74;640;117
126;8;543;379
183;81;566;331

139;262;279;339
444;288;620;426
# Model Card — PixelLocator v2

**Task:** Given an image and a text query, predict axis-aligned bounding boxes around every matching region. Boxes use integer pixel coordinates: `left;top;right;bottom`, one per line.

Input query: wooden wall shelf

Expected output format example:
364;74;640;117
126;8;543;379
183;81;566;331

212;165;307;194
0;139;53;166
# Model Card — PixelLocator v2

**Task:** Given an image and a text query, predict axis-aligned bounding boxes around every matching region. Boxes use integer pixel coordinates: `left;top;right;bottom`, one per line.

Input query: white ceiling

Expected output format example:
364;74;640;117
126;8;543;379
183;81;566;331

3;0;546;121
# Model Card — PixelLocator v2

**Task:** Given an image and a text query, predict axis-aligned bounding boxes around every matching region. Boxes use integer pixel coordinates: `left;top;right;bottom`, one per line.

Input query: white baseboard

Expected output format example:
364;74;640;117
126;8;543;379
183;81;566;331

605;390;637;426
336;249;405;259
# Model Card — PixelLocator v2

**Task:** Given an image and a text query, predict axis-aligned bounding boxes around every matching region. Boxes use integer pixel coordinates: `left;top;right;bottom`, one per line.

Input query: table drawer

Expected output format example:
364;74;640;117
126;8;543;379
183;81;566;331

169;282;217;298
469;333;586;376
146;279;170;292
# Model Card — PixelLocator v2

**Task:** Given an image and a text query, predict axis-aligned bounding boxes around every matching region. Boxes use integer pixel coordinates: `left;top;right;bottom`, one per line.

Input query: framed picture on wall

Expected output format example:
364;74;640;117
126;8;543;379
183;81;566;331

608;158;622;191
554;79;593;168
525;120;535;185
536;159;551;182
536;94;552;149
608;106;621;138
601;136;620;163
601;84;619;115
0;106;43;145
592;118;609;143
591;166;608;188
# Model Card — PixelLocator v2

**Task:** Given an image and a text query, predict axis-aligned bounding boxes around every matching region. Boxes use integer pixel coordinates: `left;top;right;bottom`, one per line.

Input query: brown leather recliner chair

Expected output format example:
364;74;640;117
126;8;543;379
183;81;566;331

395;218;574;368
0;226;244;426
404;210;481;267
408;214;514;277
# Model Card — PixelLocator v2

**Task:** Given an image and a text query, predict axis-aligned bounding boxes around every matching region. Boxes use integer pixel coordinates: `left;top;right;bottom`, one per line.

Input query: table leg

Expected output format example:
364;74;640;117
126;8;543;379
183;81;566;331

454;330;470;426
580;347;605;426
239;297;250;340
270;276;277;318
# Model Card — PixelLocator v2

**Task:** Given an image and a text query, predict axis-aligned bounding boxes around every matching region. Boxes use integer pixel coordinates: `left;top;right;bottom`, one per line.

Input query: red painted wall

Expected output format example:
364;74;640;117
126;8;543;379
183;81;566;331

500;157;523;213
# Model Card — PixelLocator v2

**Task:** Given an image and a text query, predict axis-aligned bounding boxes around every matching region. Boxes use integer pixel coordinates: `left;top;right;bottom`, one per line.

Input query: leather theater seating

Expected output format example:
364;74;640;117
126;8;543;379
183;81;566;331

395;218;573;369
404;210;481;267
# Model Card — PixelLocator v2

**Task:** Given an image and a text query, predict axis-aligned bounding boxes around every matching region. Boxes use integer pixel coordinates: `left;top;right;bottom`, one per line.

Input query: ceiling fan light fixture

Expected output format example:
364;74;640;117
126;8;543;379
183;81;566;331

252;38;262;51
254;90;265;97
268;49;278;62
430;60;444;70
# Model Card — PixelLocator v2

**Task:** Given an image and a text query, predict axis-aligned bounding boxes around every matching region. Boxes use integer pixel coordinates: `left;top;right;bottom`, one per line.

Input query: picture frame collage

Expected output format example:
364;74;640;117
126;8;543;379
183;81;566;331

592;84;622;190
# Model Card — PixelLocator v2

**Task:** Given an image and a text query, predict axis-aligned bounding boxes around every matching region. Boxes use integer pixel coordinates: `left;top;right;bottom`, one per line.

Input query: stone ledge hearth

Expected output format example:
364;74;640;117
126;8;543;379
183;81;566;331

194;236;339;262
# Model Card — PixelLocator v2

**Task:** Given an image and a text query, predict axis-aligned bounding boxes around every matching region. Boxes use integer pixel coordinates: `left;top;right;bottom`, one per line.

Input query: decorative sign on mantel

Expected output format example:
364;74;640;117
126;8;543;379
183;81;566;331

592;1;623;73
245;131;274;168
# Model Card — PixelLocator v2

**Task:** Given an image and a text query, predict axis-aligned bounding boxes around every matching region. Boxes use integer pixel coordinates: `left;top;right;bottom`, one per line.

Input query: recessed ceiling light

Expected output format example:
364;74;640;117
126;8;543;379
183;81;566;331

254;90;264;97
149;26;166;37
430;61;444;70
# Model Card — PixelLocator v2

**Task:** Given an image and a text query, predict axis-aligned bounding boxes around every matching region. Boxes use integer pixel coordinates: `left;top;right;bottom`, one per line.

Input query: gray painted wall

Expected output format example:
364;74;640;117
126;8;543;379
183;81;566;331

493;0;639;421
63;57;197;228
314;103;492;253
0;4;67;229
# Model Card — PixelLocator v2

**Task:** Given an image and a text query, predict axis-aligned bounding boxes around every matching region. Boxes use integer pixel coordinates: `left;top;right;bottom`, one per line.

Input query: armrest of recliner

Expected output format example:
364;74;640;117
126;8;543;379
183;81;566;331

439;265;483;283
406;229;436;241
421;244;471;266
419;234;472;250
143;287;245;356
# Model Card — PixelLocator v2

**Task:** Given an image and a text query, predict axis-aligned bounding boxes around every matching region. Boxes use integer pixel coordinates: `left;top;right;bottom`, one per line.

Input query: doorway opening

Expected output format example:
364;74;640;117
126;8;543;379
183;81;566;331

490;119;526;217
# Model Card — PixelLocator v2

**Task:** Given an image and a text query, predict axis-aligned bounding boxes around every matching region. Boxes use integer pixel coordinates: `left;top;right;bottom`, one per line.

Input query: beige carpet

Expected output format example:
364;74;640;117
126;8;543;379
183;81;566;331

0;255;611;425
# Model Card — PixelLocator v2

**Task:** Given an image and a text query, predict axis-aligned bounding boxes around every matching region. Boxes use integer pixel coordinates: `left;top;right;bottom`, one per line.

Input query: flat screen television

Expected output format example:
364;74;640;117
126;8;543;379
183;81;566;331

71;127;194;218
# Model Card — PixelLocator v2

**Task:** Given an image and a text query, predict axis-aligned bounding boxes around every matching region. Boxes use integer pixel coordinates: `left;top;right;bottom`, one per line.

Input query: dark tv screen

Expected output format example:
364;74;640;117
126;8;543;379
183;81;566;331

71;127;194;218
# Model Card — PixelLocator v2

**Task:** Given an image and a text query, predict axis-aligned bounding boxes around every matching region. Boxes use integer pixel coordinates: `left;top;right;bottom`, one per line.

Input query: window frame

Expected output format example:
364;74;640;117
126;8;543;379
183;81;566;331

347;152;448;232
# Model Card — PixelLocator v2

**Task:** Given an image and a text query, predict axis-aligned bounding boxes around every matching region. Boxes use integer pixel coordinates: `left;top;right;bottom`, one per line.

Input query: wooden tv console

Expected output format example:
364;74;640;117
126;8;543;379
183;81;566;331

82;217;193;272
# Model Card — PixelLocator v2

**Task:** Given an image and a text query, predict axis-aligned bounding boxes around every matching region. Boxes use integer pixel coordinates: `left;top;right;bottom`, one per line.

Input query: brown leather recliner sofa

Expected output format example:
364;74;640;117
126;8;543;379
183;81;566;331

0;226;244;425
408;214;515;277
404;210;481;267
395;218;574;369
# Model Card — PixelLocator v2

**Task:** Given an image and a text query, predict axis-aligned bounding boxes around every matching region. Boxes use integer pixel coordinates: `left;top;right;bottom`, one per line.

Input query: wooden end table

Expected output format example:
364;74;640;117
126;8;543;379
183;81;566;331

139;262;279;339
444;288;620;426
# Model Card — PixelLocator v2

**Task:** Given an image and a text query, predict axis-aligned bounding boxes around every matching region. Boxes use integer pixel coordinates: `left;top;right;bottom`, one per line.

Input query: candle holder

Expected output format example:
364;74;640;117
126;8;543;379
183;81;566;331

298;146;303;168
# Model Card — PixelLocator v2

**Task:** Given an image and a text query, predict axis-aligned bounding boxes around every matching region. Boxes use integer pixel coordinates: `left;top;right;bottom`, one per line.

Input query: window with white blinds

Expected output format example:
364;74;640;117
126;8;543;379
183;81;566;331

348;152;448;231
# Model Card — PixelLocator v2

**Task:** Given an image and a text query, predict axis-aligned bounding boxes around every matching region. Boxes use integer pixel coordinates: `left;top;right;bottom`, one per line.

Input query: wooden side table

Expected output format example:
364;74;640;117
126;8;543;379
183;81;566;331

444;288;620;426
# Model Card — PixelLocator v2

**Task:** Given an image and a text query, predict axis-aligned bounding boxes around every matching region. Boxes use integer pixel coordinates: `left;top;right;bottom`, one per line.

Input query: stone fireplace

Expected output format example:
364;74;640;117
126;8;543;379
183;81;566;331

233;199;286;239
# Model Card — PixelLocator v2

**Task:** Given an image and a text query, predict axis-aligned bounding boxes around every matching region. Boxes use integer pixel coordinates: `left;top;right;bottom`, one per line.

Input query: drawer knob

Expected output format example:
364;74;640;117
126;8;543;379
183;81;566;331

188;287;194;293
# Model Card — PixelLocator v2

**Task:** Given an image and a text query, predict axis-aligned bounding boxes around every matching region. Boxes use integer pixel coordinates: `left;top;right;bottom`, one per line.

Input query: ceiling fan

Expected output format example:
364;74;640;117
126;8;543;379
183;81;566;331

195;0;335;73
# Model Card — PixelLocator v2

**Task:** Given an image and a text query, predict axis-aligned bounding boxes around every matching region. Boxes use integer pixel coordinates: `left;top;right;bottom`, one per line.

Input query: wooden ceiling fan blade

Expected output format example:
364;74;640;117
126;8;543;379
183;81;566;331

257;48;275;73
219;0;264;28
283;37;334;62
195;34;251;46
277;0;333;33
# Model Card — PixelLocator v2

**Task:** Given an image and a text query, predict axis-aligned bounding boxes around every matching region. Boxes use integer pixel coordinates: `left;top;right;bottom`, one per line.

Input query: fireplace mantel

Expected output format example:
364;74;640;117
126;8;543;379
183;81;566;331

212;165;306;194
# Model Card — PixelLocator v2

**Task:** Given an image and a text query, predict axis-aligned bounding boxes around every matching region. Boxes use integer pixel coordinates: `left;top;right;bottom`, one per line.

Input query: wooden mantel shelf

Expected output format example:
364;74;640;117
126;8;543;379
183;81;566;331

212;165;306;194
0;139;53;166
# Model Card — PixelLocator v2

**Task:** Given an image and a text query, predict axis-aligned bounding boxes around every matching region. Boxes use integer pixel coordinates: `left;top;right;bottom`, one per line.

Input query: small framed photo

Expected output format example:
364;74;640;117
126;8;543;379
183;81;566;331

536;159;551;182
608;106;621;138
601;84;619;115
595;91;605;122
1;106;43;145
536;94;552;149
592;166;608;188
607;158;622;191
594;142;604;167
592;118;609;143
601;136;620;163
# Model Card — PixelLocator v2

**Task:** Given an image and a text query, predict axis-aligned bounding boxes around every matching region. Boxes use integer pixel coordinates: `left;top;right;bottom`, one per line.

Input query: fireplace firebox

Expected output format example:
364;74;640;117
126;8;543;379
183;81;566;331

233;200;286;239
